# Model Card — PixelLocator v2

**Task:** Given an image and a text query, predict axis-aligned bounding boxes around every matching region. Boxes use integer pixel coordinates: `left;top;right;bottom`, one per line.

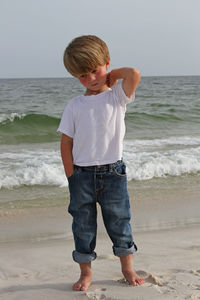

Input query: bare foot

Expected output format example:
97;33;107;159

122;269;145;286
73;272;92;291
120;254;145;286
73;262;92;291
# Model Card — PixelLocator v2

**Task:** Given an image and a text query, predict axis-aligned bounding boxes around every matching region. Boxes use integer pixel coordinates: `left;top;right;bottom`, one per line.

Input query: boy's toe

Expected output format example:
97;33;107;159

136;278;145;285
73;282;82;291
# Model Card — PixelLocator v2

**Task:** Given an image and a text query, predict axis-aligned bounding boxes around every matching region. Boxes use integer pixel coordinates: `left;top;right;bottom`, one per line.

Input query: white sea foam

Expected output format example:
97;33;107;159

124;136;200;152
0;150;66;189
124;137;200;180
0;112;26;123
125;147;200;180
0;136;200;188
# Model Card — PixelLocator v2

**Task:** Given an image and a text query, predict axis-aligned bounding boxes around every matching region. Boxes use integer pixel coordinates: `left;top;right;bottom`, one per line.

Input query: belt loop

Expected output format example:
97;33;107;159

109;163;113;172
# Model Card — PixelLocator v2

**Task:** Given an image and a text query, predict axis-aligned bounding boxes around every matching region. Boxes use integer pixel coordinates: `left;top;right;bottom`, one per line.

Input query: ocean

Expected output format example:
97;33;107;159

0;76;200;221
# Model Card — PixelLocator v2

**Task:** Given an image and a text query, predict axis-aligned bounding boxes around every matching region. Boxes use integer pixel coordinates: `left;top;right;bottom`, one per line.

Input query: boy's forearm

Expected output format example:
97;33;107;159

60;134;74;178
109;68;141;98
110;68;138;79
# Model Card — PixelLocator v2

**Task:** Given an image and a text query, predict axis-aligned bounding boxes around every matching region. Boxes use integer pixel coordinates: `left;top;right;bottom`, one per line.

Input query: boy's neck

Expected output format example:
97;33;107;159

84;84;109;96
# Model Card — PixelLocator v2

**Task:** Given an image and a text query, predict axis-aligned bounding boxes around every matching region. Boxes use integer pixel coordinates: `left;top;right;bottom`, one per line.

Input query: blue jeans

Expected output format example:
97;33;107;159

68;160;137;264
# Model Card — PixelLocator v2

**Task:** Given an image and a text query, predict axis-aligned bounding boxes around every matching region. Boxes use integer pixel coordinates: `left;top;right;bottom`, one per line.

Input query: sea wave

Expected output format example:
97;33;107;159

0;113;26;123
0;113;60;144
124;136;200;152
124;137;200;180
125;109;200;127
1;110;199;145
0;136;200;189
125;145;200;180
0;149;65;189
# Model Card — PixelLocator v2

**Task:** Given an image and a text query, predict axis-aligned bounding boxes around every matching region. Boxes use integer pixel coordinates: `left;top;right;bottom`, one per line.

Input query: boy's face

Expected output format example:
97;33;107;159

77;63;109;92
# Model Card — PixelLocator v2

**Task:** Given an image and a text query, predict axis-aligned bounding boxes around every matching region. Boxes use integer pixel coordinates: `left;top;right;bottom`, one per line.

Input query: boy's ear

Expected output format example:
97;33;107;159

106;60;110;70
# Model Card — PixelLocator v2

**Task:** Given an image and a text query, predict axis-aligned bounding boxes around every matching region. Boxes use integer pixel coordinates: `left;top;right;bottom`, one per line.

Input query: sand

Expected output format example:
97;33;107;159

0;201;200;300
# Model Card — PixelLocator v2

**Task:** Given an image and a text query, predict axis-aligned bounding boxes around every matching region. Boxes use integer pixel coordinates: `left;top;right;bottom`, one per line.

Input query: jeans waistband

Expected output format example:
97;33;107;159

74;160;123;172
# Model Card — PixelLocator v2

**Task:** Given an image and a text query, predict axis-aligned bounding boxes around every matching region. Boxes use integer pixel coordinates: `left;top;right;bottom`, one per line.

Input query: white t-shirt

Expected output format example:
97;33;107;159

57;81;135;166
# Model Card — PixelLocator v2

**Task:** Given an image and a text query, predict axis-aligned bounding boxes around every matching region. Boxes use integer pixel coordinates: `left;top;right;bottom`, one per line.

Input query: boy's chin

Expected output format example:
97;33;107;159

90;84;100;90
90;83;106;91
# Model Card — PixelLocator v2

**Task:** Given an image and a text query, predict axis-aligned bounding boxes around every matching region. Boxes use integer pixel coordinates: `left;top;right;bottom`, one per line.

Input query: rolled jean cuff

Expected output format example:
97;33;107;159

113;243;137;257
72;250;97;263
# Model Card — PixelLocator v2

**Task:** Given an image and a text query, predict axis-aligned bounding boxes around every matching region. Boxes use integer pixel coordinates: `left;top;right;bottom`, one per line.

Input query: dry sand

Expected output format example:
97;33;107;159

0;205;200;300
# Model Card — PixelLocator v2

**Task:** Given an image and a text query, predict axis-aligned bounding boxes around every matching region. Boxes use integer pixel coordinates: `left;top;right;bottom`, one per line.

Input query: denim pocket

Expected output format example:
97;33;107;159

113;162;127;177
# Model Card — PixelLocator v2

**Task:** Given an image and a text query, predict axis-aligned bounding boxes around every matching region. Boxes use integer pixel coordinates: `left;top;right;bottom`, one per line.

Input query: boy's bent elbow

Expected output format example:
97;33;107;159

130;68;141;83
122;68;141;98
130;68;141;93
126;68;141;89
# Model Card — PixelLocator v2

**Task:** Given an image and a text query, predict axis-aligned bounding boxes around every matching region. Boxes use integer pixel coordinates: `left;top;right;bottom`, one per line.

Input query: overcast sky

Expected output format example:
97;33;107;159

0;0;200;78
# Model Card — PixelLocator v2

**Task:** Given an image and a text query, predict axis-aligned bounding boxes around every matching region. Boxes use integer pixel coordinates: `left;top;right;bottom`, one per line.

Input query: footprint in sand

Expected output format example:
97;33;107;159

190;292;200;300
191;270;200;277
117;270;164;287
135;270;165;287
145;273;164;286
85;288;107;300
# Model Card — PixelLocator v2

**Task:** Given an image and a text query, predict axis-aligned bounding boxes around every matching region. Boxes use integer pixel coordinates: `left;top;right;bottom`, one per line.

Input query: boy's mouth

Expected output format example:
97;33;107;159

91;83;99;88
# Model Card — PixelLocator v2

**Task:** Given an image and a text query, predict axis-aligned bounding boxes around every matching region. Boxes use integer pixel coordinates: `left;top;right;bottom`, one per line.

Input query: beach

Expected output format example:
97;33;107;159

0;76;200;299
0;181;200;300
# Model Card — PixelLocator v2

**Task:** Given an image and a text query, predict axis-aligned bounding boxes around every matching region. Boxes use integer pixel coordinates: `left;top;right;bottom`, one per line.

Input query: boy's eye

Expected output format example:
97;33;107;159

80;74;86;78
92;70;97;73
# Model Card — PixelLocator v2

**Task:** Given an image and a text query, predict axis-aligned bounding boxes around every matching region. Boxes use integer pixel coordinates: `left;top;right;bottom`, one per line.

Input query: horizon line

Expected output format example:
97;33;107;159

0;74;200;80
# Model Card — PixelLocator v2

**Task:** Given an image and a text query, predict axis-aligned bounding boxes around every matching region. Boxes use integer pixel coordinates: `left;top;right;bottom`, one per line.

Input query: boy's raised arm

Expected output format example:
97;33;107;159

108;68;141;98
60;133;74;178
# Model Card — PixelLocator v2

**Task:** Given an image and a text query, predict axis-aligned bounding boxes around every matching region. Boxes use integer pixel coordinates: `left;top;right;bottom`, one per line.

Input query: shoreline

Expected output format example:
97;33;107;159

0;201;200;243
1;179;200;242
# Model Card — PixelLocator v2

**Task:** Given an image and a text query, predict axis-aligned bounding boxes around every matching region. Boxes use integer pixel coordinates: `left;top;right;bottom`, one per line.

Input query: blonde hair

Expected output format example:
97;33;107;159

63;35;110;77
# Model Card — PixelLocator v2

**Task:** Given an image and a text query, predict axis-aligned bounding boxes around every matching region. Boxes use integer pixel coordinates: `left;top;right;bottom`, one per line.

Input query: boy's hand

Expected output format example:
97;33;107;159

107;68;140;98
106;72;118;88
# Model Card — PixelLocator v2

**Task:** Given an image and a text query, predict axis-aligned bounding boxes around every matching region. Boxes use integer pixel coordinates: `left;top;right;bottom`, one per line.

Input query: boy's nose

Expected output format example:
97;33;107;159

87;73;96;82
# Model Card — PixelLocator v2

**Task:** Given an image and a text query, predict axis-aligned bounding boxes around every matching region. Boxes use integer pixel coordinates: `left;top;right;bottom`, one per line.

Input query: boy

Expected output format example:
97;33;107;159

57;35;144;291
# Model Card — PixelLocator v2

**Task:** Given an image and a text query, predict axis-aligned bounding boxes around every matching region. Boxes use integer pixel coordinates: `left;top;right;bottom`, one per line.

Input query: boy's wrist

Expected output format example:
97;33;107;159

110;69;118;81
106;70;118;88
106;72;111;87
65;163;74;178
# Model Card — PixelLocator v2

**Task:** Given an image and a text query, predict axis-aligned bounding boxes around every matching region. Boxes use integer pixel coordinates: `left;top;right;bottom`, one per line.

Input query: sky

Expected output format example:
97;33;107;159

0;0;200;78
